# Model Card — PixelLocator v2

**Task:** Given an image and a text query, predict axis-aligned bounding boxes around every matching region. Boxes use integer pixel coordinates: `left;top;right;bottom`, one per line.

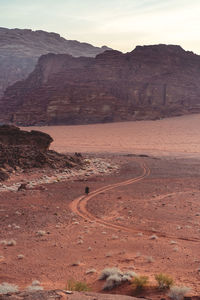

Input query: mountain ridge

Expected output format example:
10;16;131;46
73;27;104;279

0;27;111;97
1;44;200;125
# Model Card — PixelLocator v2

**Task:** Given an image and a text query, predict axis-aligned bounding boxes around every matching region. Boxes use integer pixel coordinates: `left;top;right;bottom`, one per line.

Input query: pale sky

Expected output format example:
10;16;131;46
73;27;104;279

1;0;200;54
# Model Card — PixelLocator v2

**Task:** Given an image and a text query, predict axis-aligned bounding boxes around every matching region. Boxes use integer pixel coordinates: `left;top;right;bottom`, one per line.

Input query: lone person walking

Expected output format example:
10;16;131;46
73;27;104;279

85;186;90;195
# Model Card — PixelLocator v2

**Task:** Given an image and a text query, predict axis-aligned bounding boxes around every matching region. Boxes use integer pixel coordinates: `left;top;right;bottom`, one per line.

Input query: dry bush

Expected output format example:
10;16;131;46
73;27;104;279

132;275;149;290
99;267;121;280
0;282;18;294
168;286;191;300
66;280;90;292
100;267;137;290
26;280;43;292
103;273;122;290
155;273;173;289
26;285;43;292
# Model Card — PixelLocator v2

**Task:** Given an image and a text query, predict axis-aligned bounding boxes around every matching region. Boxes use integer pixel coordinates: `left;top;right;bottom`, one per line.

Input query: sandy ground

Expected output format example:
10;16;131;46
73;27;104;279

23;114;200;157
1;114;200;298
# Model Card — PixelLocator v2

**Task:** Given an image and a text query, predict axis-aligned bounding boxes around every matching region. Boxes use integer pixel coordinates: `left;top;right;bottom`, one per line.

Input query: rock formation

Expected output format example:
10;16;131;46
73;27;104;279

1;44;200;125
0;125;52;151
0;27;111;96
0;125;83;181
0;290;145;300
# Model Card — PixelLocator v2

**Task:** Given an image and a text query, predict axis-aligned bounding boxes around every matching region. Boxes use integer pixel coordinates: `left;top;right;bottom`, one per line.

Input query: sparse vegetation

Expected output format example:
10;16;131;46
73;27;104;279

26;285;43;292
99;267;137;290
132;275;149;290
66;280;90;292
26;280;43;292
99;267;121;280
155;273;174;289
0;282;18;294
168;285;191;300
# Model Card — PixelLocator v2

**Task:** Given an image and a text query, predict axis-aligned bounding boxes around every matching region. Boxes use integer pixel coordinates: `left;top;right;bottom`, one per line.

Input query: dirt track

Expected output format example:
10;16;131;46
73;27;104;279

2;115;200;297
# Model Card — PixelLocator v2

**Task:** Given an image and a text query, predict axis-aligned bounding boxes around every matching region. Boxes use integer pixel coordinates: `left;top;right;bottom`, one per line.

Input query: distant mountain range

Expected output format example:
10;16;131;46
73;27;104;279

0;27;111;96
1;44;200;126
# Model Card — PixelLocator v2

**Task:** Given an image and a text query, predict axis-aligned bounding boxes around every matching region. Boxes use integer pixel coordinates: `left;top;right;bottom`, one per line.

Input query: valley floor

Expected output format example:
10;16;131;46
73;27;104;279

1;153;200;298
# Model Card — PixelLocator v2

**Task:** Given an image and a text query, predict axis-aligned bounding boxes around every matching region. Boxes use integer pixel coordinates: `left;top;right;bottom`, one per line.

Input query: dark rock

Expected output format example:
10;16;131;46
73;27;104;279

0;169;9;181
17;183;27;191
0;125;83;181
0;125;53;151
1;44;200;125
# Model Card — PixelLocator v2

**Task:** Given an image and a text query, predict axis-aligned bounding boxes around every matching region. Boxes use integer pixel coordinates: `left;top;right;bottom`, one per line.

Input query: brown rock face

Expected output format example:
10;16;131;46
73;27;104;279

0;125;53;151
0;27;111;97
0;125;83;181
1;44;200;125
0;290;145;300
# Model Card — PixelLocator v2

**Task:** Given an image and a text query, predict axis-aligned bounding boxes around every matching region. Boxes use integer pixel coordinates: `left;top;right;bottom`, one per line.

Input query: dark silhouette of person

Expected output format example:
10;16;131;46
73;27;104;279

85;186;89;195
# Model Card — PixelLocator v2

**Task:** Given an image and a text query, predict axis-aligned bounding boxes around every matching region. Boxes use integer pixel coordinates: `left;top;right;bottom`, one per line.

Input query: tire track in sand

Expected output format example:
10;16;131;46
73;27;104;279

69;161;200;243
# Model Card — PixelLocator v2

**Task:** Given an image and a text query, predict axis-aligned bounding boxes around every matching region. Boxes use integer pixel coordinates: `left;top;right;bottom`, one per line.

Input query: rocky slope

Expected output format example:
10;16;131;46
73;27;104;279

0;290;144;300
0;27;110;97
1;44;200;125
0;125;83;181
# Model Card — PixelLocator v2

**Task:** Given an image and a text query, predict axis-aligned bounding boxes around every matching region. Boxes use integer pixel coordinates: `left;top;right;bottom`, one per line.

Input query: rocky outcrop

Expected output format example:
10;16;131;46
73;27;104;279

0;27;111;97
0;125;52;151
0;125;83;181
0;290;145;300
1;44;200;125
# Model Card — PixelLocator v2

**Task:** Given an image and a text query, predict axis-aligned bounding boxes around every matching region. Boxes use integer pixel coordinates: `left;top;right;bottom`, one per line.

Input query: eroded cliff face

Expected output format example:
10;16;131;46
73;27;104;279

1;44;200;125
0;27;110;97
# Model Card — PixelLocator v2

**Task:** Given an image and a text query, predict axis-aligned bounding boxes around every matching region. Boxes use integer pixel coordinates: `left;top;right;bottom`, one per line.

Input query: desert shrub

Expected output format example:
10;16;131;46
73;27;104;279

0;282;18;294
26;285;43;291
103;273;122;290
66;280;90;292
100;268;137;290
122;271;137;281
132;275;149;290
26;280;43;292
168;285;191;300
155;273;173;289
99;267;121;280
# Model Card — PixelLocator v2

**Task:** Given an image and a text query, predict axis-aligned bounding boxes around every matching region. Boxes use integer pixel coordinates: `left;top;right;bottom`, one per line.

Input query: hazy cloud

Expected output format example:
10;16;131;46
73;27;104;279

0;0;200;53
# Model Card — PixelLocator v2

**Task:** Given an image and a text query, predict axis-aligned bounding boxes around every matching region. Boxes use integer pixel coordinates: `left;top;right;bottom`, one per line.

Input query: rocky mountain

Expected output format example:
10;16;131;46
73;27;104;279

0;27;110;96
1;44;200;125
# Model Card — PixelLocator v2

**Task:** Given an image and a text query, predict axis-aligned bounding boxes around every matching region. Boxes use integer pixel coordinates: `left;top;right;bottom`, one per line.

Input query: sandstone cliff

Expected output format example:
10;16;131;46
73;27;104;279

0;125;83;181
1;44;200;125
0;27;110;96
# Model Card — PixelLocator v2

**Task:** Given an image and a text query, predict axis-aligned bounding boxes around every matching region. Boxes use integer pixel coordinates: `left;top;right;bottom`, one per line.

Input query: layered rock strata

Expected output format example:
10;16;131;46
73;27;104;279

0;27;110;96
0;125;83;181
1;44;200;125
